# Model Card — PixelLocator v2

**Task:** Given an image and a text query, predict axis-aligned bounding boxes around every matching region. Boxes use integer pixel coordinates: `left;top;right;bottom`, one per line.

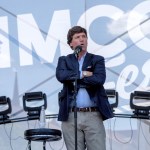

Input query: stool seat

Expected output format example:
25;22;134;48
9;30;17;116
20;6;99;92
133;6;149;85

24;128;62;150
24;128;62;142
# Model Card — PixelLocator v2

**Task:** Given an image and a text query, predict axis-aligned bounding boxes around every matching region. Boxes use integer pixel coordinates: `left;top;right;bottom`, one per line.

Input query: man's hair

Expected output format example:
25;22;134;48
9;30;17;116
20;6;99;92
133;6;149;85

67;26;87;45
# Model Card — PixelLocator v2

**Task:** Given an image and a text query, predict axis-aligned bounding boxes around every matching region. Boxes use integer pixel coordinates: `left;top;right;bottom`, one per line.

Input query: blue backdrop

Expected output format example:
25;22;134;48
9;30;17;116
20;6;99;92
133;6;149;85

0;0;150;149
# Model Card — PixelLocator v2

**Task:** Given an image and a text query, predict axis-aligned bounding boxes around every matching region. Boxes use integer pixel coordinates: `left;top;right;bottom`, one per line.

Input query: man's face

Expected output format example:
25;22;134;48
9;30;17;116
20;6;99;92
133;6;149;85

69;32;88;52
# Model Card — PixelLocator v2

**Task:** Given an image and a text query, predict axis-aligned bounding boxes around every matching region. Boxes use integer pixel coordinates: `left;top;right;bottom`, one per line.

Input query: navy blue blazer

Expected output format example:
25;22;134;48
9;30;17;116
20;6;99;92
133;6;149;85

56;52;113;121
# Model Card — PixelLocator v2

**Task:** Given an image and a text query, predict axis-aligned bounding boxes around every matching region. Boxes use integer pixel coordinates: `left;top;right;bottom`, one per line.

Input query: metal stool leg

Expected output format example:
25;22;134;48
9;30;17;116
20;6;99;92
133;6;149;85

43;141;46;150
28;140;31;150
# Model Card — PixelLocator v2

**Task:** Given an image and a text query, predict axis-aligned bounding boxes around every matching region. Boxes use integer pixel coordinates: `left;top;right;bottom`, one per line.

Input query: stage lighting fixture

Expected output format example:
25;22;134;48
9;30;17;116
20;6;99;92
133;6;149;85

106;89;118;111
130;91;150;117
23;91;47;117
0;96;12;120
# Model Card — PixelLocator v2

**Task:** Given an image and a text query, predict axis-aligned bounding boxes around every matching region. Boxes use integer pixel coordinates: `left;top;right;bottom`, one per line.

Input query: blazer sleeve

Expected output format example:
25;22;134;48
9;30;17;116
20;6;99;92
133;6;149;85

81;55;106;86
56;56;79;83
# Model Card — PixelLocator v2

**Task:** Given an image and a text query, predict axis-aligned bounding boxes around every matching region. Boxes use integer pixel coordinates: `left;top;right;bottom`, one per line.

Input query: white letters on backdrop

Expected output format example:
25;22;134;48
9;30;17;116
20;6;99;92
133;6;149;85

0;1;149;99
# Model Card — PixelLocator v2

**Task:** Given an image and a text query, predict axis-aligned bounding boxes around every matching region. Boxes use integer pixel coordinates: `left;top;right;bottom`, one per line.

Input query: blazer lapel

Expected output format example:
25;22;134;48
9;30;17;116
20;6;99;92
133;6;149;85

82;53;93;70
67;54;79;70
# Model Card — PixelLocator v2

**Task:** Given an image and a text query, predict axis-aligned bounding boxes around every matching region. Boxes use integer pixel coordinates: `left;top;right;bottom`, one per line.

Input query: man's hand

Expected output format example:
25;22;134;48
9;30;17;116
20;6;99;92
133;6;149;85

82;71;93;78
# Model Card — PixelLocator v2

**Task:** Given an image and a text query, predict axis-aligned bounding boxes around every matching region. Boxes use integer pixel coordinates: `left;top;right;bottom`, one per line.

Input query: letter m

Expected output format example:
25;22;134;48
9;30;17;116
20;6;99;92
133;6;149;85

17;10;71;66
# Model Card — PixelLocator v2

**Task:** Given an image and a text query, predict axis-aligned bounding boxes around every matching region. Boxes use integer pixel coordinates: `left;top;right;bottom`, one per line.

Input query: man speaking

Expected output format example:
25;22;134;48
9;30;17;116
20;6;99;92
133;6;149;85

56;26;113;150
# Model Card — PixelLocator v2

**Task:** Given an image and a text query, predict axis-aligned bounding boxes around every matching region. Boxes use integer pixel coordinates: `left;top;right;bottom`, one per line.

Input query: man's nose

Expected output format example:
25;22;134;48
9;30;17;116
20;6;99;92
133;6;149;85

79;36;84;41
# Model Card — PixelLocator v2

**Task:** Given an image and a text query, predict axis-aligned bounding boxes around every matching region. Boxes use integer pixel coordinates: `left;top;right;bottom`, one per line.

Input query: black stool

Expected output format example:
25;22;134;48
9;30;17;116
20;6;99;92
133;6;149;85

24;128;62;150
